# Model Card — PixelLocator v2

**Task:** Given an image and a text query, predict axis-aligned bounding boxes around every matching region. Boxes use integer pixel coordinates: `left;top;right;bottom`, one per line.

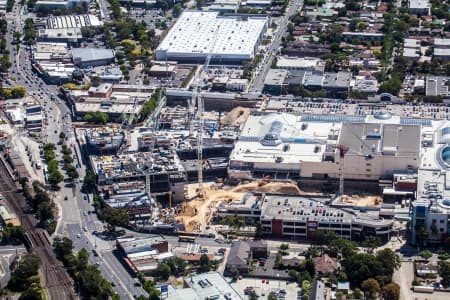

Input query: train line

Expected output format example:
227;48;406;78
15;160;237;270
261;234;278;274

0;156;77;300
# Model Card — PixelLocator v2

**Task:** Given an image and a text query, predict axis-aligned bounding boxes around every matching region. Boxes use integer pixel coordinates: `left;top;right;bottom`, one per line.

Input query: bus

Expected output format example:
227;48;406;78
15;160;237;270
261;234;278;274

178;235;196;243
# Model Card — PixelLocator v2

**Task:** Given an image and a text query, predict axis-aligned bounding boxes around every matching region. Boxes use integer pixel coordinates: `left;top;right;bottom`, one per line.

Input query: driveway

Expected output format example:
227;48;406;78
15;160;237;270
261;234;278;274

393;261;414;300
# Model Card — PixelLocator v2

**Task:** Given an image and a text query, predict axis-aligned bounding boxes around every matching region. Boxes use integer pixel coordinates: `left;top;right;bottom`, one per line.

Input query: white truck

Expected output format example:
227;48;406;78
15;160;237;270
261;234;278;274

413;286;434;293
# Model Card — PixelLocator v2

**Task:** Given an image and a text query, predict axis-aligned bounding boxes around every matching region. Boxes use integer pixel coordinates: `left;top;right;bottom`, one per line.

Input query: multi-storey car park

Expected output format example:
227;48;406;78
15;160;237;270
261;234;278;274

155;11;268;63
218;193;394;242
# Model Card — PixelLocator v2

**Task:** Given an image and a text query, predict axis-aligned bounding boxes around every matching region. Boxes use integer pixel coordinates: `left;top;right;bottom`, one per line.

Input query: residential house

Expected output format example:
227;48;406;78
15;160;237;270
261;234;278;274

312;254;339;274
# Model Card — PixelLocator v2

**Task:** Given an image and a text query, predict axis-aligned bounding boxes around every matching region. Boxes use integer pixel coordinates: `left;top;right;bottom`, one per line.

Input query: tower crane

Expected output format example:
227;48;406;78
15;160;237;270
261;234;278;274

195;25;220;198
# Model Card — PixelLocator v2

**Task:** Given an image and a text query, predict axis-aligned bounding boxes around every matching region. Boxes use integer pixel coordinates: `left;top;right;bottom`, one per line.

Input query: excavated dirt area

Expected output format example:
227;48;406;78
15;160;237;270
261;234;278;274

220;107;251;126
176;181;309;232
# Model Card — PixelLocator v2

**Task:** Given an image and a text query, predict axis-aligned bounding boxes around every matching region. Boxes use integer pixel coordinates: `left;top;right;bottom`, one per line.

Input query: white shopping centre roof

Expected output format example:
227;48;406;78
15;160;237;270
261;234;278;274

156;11;267;61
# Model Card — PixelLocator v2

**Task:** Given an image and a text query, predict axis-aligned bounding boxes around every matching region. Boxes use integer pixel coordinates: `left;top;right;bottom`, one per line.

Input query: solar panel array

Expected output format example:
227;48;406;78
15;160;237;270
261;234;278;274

400;118;432;126
300;115;365;123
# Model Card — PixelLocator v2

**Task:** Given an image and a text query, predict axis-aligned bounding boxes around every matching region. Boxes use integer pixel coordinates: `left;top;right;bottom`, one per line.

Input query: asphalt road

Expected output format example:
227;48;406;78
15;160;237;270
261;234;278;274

4;4;147;297
249;0;304;92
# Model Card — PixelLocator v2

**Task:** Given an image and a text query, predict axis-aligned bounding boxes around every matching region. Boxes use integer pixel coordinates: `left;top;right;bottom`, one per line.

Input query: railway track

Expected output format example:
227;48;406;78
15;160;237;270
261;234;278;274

0;157;77;300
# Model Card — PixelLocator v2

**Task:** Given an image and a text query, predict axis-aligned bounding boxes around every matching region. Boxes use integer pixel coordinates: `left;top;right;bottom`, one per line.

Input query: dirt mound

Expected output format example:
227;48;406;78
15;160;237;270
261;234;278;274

232;181;302;195
221;107;251;126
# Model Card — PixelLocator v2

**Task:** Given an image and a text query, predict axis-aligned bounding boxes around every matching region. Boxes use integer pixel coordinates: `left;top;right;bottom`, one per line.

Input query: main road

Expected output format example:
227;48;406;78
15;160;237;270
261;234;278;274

249;0;304;92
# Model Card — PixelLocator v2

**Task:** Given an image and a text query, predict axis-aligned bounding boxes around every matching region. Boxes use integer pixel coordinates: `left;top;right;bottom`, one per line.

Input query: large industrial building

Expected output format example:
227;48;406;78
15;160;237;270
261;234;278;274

155;11;268;63
229;112;422;181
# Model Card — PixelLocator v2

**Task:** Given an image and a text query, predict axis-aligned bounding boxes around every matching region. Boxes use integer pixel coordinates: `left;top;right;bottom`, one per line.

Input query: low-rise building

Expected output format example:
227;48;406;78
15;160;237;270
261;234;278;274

67;83;153;121
92;66;123;83
408;0;431;15
276;57;325;73
45;14;102;29
34;0;87;10
72;48;115;67
225;240;268;273
434;38;450;49
32;42;75;83
117;236;170;274
166;272;243;300
434;48;450;62
263;69;288;95
37;28;83;45
351;76;378;95
425;76;450;98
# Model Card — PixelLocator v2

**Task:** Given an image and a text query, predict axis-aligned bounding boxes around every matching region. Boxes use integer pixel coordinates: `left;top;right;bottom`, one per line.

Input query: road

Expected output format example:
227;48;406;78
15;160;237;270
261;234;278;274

3;3;146;297
249;0;304;92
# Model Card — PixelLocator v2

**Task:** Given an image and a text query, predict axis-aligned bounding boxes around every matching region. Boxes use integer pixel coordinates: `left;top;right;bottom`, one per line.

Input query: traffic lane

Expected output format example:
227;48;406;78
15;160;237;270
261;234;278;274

66;225;133;300
102;251;146;297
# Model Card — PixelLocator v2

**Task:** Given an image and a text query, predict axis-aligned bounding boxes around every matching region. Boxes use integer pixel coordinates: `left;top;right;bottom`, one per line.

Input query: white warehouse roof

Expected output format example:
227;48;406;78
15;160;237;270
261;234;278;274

156;11;268;62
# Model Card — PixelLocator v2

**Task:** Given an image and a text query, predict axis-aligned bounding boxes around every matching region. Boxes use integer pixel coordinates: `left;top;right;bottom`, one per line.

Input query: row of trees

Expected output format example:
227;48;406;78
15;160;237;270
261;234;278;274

54;237;119;299
43;143;64;187
8;253;43;299
0;86;26;99
84;111;109;124
0;16;11;74
139;88;161;122
60;143;79;180
23;18;36;45
22;181;57;233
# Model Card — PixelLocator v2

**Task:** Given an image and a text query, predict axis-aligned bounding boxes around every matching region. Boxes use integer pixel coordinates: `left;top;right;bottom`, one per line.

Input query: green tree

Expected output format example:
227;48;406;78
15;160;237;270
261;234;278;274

376;248;400;279
362;235;381;253
13;31;21;43
352;288;363;299
377;76;402;96
342;253;383;286
84;111;109;124
382;282;400;300
142;280;161;300
439;261;450;285
1;224;25;244
199;254;211;273
288;269;299;281
255;221;263;239
173;3;182;17
90;76;101;87
101;207;130;229
230;267;239;281
11;86;26;98
8;254;41;292
361;278;380;300
415;226;429;247
329;238;357;258
155;263;171;280
419;250;433;261
280;243;289;251
83;169;97;192
304;258;316;277
48;170;64;187
79;265;115;299
19;284;43;300
268;294;277;300
54;237;74;260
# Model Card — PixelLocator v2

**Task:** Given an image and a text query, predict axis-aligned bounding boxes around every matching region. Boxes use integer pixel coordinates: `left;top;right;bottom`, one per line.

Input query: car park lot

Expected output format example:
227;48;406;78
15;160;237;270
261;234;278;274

230;277;300;299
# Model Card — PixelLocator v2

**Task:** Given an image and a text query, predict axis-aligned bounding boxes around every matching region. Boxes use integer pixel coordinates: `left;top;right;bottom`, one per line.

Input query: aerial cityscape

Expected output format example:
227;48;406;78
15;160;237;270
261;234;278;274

0;0;449;299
